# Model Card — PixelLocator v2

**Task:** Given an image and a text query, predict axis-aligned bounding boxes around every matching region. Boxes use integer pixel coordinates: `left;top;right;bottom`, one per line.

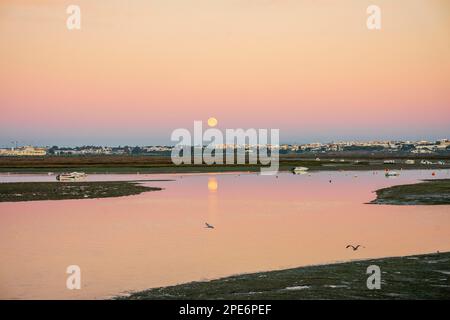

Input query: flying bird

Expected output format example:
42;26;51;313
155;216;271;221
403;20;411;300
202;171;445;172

205;222;215;229
346;244;364;251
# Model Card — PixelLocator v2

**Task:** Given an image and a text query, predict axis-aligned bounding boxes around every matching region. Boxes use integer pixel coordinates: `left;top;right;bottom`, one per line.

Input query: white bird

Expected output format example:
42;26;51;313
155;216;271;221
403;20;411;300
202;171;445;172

205;222;215;229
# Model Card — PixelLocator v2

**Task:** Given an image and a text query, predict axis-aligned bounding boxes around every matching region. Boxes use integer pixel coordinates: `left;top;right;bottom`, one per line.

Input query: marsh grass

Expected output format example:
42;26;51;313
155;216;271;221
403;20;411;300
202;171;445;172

122;252;450;300
371;179;450;205
0;181;163;202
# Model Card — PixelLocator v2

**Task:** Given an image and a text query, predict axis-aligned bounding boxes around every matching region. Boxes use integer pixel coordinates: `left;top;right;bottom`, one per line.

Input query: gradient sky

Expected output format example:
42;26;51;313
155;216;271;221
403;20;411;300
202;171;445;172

1;0;449;146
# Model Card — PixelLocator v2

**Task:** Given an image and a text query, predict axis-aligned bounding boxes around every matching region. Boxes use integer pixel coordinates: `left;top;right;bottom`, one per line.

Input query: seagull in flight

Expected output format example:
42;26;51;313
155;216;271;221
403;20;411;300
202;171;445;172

346;244;364;251
205;222;215;229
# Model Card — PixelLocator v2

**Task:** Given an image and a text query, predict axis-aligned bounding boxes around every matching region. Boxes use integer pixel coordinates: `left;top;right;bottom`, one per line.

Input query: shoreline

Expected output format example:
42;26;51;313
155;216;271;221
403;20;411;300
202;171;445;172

1;155;449;174
119;251;450;300
2;171;449;204
0;180;165;202
0;164;449;175
370;179;450;205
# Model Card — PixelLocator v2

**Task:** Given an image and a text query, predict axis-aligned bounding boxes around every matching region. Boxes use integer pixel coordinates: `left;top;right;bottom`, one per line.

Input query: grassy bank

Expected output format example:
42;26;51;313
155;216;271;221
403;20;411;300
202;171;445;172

122;252;450;300
0;180;165;202
371;179;450;205
0;155;449;174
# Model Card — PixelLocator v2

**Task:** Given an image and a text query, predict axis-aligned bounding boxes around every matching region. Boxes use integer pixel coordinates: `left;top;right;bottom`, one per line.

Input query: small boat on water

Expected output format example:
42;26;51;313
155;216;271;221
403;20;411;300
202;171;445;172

385;171;400;177
56;172;87;181
292;167;309;174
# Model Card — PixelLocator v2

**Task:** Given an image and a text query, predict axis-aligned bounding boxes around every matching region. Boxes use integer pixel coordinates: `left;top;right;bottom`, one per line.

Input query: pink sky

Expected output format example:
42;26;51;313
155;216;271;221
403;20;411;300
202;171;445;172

0;0;449;146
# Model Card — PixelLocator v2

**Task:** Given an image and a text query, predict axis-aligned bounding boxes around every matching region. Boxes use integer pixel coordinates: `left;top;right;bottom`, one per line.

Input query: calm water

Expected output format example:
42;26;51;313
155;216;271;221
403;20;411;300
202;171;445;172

0;170;449;299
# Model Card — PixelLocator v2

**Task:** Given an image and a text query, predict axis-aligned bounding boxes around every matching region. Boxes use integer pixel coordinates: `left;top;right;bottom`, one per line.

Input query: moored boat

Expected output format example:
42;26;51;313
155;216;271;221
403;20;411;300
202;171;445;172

292;166;309;174
385;171;400;177
56;172;87;181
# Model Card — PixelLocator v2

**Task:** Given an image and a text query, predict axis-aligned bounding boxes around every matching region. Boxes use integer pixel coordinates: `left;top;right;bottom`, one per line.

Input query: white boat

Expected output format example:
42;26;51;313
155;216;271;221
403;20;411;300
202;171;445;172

292;166;309;174
385;171;399;177
56;172;87;181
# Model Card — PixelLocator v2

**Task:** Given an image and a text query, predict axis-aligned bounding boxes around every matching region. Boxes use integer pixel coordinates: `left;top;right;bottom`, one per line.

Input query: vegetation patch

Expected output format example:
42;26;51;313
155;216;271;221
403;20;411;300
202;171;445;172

370;179;450;205
0;181;163;202
1;155;449;174
120;252;450;300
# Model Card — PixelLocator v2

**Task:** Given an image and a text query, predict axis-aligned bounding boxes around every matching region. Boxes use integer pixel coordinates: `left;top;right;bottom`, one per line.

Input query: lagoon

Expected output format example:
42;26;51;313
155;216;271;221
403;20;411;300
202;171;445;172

0;170;449;299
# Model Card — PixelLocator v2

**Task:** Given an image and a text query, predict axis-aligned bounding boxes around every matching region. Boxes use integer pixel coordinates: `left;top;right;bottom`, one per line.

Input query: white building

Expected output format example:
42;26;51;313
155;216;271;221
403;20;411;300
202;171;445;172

0;146;47;156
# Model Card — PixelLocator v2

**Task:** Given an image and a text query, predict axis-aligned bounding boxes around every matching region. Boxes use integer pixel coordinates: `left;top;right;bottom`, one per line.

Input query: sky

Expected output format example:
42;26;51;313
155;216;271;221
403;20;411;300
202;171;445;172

0;0;449;146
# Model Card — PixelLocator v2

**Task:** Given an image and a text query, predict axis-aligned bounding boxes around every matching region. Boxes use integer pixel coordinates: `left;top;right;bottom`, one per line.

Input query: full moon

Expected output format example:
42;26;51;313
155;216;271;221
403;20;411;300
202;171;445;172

207;117;218;127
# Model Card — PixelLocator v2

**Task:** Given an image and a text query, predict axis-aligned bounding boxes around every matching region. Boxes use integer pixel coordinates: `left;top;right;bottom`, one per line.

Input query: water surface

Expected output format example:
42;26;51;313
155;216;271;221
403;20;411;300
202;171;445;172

0;170;449;299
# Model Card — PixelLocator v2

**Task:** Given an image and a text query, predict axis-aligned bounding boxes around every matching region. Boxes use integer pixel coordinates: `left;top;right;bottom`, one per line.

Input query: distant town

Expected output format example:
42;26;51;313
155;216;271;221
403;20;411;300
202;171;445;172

1;139;449;157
